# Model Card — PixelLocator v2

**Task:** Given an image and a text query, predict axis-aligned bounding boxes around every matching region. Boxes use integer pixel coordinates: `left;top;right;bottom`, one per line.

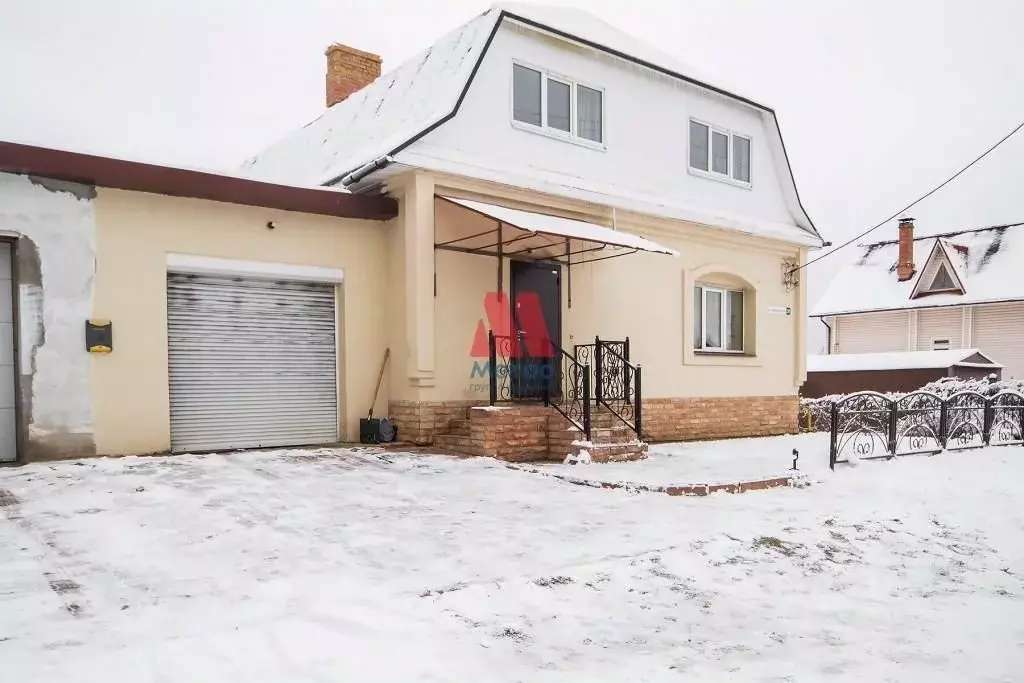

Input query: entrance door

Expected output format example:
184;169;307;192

509;260;561;401
0;243;15;462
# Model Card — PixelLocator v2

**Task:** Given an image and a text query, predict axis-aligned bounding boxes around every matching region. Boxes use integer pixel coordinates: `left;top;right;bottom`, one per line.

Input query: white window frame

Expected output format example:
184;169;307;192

510;60;606;151
695;284;745;353
688;117;752;188
932;338;951;351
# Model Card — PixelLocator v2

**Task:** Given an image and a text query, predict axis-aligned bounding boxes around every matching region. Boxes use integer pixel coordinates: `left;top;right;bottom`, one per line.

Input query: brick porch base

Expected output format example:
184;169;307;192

388;395;797;447
641;396;798;442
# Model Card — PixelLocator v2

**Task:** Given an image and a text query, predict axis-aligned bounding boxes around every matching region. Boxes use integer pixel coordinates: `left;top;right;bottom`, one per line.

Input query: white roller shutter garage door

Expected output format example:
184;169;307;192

167;273;339;452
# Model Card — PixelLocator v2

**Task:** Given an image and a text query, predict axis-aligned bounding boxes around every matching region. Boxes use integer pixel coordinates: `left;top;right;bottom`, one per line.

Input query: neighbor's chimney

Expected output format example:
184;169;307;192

325;43;382;108
897;216;916;282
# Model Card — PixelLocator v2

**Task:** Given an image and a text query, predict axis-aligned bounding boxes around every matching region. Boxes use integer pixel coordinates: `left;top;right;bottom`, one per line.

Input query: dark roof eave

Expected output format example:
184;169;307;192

0;140;398;221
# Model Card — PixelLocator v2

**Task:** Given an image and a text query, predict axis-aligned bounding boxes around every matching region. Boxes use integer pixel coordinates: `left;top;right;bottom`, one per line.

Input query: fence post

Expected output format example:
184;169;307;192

634;365;642;441
488;330;497;405
624;337;630;362
939;399;949;449
887;399;898;458
829;401;838;470
582;366;592;441
594;336;603;406
983;396;993;446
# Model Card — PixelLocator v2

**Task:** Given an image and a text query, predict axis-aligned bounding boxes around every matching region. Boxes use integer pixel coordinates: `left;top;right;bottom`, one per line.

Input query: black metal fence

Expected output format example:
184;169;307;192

830;390;1024;469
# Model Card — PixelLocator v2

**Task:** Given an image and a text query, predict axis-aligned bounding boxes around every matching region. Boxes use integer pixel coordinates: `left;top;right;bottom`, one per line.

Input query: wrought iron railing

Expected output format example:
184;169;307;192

488;331;591;440
575;337;642;440
829;390;1024;469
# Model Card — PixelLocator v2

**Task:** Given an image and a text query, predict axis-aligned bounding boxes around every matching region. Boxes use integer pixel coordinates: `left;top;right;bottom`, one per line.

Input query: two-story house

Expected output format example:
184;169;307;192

812;217;1024;381
240;3;823;459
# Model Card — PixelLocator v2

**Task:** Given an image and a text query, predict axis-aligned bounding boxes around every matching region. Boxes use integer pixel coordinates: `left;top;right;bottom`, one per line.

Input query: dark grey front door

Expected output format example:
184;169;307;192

510;260;561;401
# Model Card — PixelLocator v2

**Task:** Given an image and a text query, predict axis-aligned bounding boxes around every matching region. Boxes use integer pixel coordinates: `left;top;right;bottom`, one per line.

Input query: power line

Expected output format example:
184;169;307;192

795;117;1024;273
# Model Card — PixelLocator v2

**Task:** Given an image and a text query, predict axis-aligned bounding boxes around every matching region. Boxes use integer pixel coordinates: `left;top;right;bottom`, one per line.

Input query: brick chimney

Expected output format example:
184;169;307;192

896;216;916;282
325;43;382;108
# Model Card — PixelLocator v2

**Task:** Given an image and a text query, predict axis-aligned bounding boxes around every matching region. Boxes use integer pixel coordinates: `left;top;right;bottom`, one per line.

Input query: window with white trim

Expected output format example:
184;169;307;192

932;338;951;351
693;284;745;352
512;63;604;144
689;119;751;183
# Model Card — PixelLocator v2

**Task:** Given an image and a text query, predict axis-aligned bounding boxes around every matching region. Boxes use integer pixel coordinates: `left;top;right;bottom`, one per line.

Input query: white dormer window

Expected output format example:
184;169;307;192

512;63;604;145
689;119;751;186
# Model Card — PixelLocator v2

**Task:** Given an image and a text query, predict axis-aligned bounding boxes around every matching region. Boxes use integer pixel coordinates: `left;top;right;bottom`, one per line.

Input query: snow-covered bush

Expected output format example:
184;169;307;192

799;376;1024;433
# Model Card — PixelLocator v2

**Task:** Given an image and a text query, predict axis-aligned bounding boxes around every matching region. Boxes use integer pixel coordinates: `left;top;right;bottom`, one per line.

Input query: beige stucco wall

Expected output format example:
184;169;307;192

91;188;392;455
404;171;810;402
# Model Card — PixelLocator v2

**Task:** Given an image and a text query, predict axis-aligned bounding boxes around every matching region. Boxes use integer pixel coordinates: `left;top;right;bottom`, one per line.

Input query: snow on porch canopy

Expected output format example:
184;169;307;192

434;196;678;265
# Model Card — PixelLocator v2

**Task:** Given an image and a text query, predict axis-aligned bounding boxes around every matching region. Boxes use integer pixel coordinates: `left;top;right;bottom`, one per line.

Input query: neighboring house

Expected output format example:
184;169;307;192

812;218;1024;382
241;3;823;458
0;3;823;464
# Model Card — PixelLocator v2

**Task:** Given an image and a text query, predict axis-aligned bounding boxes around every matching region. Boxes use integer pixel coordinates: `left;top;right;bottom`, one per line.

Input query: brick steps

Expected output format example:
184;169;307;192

428;405;646;463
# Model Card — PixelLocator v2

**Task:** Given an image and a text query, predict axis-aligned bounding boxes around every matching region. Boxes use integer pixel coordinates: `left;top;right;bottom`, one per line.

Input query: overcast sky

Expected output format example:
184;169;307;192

2;0;1022;348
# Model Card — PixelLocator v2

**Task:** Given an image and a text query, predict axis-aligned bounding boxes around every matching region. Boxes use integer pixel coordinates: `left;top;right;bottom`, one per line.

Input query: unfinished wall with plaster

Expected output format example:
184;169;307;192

0;172;95;460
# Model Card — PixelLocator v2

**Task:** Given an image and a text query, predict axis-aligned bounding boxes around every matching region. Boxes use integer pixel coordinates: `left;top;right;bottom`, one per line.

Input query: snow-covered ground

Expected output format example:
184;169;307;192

1;438;1023;682
545;433;829;486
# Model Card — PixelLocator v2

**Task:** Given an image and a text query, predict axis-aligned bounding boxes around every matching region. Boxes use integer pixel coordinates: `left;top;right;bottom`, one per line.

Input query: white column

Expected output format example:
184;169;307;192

399;172;436;387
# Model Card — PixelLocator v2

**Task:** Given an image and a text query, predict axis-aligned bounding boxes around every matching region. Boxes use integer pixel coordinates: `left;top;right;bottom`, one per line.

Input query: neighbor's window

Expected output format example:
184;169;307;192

512;63;604;144
932;338;951;351
689;119;752;184
694;284;744;352
929;263;956;291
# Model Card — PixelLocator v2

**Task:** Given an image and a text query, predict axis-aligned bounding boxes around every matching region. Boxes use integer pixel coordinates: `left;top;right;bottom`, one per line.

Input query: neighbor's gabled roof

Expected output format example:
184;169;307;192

811;223;1024;317
241;3;819;243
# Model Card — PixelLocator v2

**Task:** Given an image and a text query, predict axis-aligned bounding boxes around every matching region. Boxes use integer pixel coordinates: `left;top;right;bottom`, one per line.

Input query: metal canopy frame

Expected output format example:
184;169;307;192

433;196;645;268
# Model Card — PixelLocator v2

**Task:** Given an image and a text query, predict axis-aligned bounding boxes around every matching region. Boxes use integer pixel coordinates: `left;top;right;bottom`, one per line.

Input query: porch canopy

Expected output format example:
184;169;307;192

434;196;678;266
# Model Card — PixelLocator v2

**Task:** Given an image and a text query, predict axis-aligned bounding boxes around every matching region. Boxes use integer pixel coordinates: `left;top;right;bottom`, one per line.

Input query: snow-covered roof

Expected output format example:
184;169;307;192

807;349;1002;373
812;223;1024;317
241;3;819;244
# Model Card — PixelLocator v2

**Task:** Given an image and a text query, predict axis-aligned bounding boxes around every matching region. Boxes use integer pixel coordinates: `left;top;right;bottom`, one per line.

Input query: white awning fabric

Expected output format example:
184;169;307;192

437;196;678;260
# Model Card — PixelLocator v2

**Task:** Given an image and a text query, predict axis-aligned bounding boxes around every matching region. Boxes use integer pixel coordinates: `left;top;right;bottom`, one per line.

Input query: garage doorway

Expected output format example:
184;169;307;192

0;242;14;462
166;272;339;453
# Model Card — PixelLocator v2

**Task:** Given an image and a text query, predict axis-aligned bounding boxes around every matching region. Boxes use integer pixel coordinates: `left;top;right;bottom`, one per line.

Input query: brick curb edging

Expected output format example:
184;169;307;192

506;464;804;497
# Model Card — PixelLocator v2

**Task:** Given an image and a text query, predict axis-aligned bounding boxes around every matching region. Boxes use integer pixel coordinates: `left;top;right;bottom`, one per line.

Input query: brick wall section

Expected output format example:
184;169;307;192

388;400;486;445
325;44;382;107
642;395;798;442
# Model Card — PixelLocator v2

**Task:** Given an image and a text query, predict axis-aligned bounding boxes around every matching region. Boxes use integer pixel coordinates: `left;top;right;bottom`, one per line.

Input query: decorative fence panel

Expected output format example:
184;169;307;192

830;390;1024;469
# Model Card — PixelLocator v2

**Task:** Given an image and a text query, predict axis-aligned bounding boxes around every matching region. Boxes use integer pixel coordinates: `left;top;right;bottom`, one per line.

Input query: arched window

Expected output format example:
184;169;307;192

688;269;756;356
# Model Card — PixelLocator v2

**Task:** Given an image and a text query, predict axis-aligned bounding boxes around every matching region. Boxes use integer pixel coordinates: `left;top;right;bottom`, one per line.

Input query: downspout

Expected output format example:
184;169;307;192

333;155;393;188
821;317;833;355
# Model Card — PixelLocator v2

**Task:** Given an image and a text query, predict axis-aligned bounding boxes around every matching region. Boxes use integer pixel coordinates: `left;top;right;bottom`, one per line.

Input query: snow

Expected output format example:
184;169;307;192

807;348;1002;373
3;439;1024;681
241;9;498;187
442;196;679;255
545;433;825;485
813;224;1024;316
